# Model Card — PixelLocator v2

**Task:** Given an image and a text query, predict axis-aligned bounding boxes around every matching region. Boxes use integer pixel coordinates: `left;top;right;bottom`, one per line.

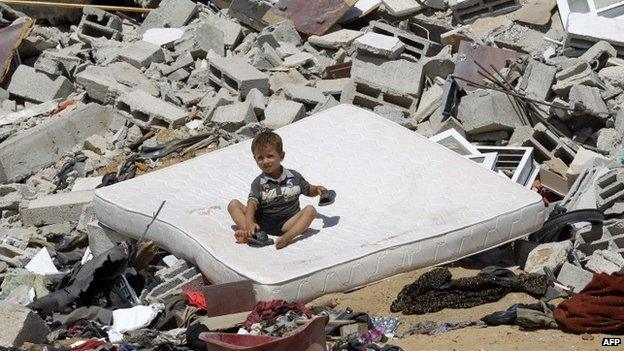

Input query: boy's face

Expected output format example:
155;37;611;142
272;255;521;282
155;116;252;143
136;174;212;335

253;144;285;176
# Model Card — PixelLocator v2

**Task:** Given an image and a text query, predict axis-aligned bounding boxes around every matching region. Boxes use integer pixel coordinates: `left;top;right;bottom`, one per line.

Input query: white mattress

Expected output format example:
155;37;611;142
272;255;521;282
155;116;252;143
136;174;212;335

94;104;546;302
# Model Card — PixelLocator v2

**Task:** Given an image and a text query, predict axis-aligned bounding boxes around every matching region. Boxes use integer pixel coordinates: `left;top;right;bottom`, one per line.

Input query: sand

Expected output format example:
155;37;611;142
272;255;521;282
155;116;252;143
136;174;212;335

309;266;612;351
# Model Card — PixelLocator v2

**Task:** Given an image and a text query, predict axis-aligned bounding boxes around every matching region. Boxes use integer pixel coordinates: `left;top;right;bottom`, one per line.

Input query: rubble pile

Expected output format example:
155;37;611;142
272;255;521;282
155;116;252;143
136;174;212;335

1;0;624;348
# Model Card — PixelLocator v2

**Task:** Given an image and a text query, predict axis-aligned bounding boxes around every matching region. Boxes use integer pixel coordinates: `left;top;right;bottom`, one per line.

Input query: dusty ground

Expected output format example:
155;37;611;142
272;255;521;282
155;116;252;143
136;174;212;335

309;266;613;351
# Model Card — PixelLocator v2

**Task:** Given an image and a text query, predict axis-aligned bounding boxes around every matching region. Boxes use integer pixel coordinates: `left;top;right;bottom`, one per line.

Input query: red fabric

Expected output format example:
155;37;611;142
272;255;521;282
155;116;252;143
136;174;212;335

243;300;312;328
554;272;624;334
184;289;207;310
72;339;104;350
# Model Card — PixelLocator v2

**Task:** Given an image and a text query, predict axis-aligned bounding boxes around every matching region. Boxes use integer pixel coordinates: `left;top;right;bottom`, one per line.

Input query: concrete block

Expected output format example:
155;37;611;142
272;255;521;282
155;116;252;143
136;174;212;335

118;41;165;69
199;89;236;118
206;14;243;48
0;301;49;348
228;0;272;31
517;60;556;100
553;61;602;97
20;190;94;226
139;0;198;34
579;41;617;67
260;21;302;47
252;43;283;70
76;62;159;103
162;53;194;76
283;52;315;68
415;82;443;121
39;222;72;237
116;90;188;129
84;135;108;155
308;29;364;49
245;88;266;116
368;20;434;59
0;243;31;267
374;105;417;129
599;66;624;90
0;104;114;183
7;65;73;104
143;266;202;302
557;261;594;293
351;56;424;97
585;250;624;274
565;13;624;56
457;89;523;135
315;78;350;98
569;85;609;118
596;170;624;215
282;84;325;107
262;100;305;130
87;220;127;256
509;123;576;165
195;22;225;57
211;102;257;132
354;32;405;59
77;6;122;43
0;184;32;211
524;240;572;274
269;69;309;94
381;0;422;16
449;0;520;24
208;56;270;97
565;147;609;188
340;79;418;117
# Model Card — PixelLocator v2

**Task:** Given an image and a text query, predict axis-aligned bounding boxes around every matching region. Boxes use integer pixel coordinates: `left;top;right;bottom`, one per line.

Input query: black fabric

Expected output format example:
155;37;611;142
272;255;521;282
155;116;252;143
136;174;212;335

248;231;275;247
255;212;289;236
391;267;549;315
53;306;113;326
186;323;209;351
28;243;129;317
482;302;556;329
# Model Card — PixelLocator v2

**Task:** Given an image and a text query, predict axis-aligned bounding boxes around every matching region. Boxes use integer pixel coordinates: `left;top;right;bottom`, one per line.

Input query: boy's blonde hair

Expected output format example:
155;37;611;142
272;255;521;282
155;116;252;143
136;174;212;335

251;131;283;154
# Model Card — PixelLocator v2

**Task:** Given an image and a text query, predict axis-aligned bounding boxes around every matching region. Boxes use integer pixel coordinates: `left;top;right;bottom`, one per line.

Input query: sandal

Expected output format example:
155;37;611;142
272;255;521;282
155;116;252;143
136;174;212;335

319;190;336;206
247;231;274;247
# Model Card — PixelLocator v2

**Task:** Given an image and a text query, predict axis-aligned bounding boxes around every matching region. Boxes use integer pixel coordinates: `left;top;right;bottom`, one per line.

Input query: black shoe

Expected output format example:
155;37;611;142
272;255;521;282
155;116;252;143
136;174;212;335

319;190;336;206
248;231;274;247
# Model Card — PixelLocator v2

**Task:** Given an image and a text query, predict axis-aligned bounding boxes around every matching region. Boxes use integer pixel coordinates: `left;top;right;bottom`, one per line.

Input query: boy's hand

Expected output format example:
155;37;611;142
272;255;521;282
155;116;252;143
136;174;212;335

315;186;327;197
234;222;260;243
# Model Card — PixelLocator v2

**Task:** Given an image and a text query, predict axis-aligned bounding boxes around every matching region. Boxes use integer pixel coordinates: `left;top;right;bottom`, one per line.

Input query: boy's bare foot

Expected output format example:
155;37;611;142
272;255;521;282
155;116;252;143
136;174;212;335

275;237;289;249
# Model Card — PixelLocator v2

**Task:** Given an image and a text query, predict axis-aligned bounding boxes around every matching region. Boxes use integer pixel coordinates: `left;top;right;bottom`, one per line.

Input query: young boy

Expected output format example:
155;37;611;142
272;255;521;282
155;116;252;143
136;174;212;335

227;131;327;249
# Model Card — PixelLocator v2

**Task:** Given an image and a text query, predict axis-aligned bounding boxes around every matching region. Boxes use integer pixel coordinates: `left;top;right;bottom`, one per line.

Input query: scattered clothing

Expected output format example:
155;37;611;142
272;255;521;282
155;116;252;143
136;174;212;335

481;301;557;330
429;321;487;336
391;267;549;315
54;306;114;326
243;300;312;328
404;321;437;336
554;272;624;334
371;316;400;336
107;303;165;342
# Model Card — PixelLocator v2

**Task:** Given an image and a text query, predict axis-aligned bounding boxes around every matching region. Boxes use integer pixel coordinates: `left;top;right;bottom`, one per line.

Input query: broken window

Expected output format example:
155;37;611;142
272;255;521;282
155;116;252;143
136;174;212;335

559;0;624;28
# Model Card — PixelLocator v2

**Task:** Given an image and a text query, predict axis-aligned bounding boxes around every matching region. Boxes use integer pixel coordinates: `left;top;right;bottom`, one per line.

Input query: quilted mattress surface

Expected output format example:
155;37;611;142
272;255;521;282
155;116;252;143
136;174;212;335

94;104;546;301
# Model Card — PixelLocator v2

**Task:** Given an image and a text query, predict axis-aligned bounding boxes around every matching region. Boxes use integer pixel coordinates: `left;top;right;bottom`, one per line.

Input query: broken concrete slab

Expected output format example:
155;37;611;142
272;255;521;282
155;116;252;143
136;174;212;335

353;32;404;59
368;20;435;59
340;79;418;117
457;89;523;135
512;0;555;26
308;29;364;49
599;65;624;90
509;123;576;165
116;90;188;129
142;28;185;47
282;83;325;107
206;14;244;48
524;240;572;274
20;190;94;227
381;0;422;17
195;22;225;57
565;147;610;189
208;55;270;97
228;0;272;31
315;78;350;98
449;0;520;24
0;104;114;183
211;102;257;132
118;40;165;69
283;52;315;68
139;0;198;34
585;250;624;274
246;88;266;116
557;261;594;293
7;65;73;104
87;220;127;256
517;60;556;100
565;13;624;56
76;62;159;103
569;85;609;118
351;56;424;97
0;301;49;348
262;99;305;130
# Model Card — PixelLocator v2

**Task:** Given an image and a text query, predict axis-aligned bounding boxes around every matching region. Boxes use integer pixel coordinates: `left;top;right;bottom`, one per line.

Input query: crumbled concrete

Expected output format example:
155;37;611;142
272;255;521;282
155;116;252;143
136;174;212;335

557;262;594;293
381;0;422;17
7;65;73;104
116;90;188;129
354;32;405;59
517;60;556;100
139;0;198;34
20;191;94;227
195;22;225;56
457;90;523;135
585;250;624;274
84;135;108;155
211;102;257;132
208;55;270;97
76;62;159;103
282;84;325;106
0;301;50;348
118;41;165;69
262;100;305;130
524;241;572;274
308;29;364;49
245;88;266;116
569;85;609;118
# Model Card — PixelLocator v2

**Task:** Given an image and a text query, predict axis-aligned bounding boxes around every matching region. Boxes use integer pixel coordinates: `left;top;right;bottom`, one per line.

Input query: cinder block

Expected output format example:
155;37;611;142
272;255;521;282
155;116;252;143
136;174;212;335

368;20;434;59
263;100;305;130
381;0;422;17
282;83;325;107
76;62;159;103
351;56;424;97
195;22;225;57
557;261;594;292
353;32;404;59
118;41;165;69
340;79;418;118
569;85;609;118
7;65;73;104
458;89;523;135
0;243;31;267
142;266;202;303
517;60;556;100
139;0;198;34
595;170;624;215
552;61;602;98
565;13;624;57
211;102;257;132
77;6;122;43
205;14;243;48
308;29;364;49
0;104;114;183
0;301;50;348
228;0;272;31
509;123;576;165
20;190;94;227
208;56;270;97
116;90;188;129
87;220;128;256
449;0;520;24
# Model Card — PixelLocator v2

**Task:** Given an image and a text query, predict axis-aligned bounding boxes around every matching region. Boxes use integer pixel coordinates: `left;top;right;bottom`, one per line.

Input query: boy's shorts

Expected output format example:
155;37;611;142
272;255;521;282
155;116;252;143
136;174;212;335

255;211;291;236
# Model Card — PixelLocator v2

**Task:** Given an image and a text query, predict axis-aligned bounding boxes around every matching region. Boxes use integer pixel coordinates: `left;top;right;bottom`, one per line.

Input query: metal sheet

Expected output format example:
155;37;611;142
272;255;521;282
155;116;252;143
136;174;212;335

453;41;525;91
0;19;34;84
263;0;357;36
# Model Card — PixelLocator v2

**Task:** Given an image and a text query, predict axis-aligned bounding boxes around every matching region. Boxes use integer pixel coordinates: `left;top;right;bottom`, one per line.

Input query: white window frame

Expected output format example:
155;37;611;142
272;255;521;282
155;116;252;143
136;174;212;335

429;129;482;156
558;0;624;29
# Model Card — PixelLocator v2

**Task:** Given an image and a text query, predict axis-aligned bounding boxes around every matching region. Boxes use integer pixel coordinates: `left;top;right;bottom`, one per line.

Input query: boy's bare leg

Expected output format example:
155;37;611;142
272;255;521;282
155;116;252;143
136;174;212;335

276;205;317;249
227;199;247;229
